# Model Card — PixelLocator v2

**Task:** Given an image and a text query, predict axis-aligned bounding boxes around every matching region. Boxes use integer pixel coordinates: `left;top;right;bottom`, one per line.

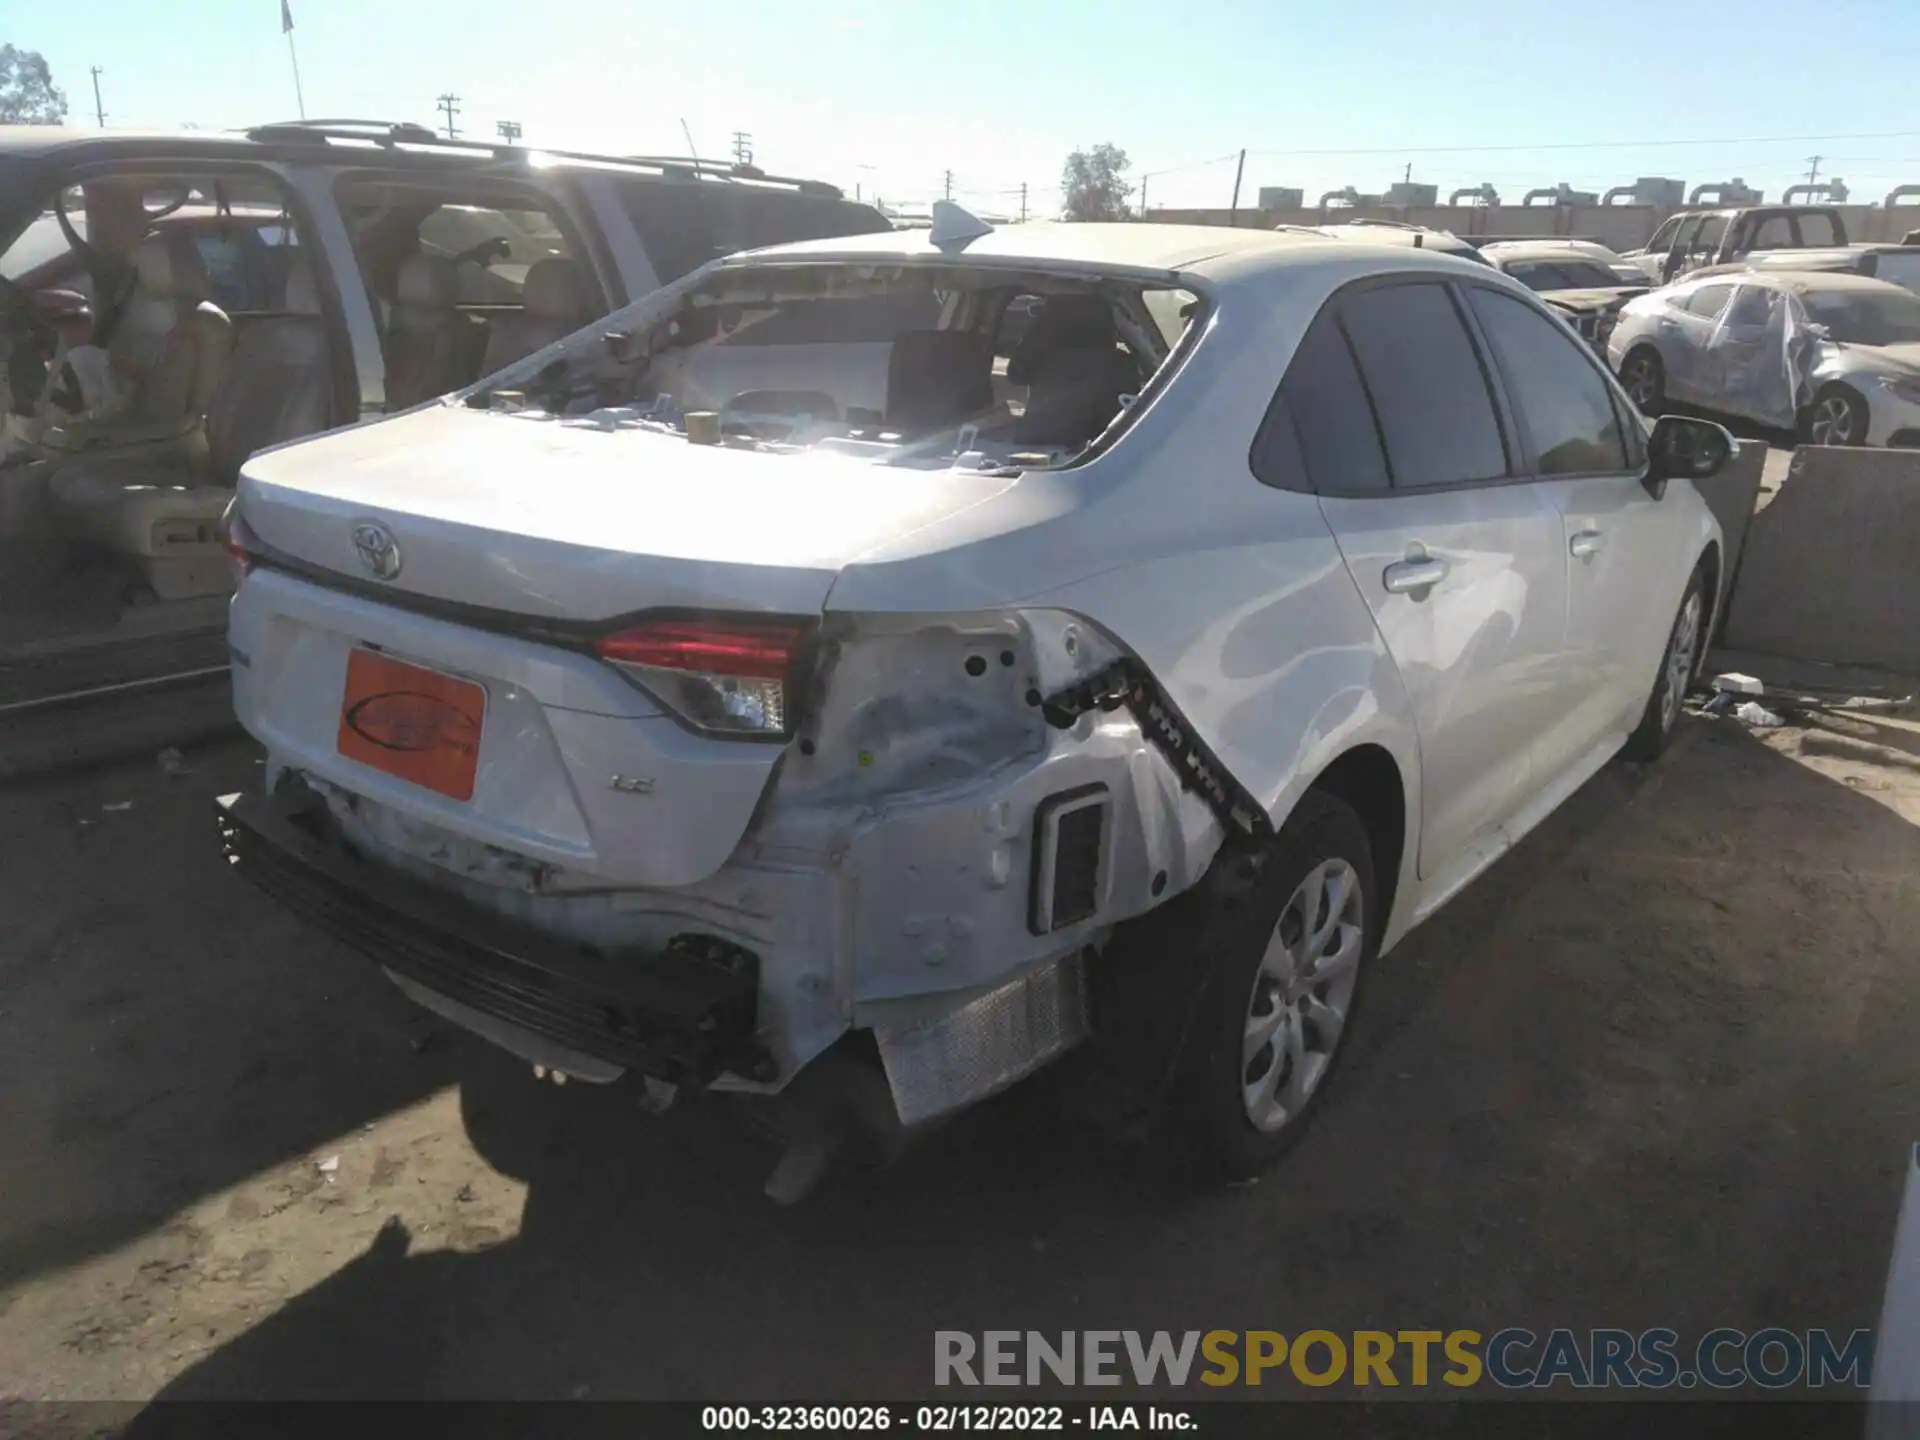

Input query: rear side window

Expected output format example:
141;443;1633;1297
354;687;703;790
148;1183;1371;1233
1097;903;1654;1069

1250;311;1389;494
1338;283;1508;489
1684;284;1734;318
1466;288;1629;476
1798;212;1842;247
619;182;890;285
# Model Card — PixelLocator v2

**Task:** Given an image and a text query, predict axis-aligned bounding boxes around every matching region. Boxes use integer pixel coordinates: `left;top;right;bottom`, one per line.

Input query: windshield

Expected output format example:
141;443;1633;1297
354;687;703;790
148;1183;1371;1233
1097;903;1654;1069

471;262;1206;470
1504;259;1627;291
1801;288;1920;346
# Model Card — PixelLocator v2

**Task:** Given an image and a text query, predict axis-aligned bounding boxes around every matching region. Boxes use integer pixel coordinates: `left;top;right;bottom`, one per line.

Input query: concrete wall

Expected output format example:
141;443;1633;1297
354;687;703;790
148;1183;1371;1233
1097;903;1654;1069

1720;447;1920;673
1147;202;1920;250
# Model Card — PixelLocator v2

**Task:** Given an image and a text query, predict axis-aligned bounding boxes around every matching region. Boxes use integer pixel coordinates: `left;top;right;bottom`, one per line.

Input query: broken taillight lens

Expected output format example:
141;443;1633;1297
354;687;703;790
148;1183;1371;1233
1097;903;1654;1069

594;617;810;738
217;498;255;583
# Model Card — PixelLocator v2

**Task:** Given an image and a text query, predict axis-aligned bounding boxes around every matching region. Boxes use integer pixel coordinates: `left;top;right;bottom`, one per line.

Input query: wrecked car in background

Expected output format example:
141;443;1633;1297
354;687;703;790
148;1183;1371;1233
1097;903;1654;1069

1476;237;1660;288
1619;203;1849;285
214;208;1730;1196
0;120;887;760
1610;269;1920;446
1474;242;1649;352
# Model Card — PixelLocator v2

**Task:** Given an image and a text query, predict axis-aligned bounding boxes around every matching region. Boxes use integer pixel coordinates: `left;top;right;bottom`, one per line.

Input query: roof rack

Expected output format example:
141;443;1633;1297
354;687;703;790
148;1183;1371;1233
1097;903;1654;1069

239;121;846;200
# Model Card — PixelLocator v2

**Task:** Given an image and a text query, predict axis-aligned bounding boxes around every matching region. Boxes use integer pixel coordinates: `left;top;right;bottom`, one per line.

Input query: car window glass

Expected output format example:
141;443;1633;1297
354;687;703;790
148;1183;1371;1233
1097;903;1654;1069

715;292;942;346
1646;217;1681;252
1466;288;1628;476
1690;217;1728;255
1751;216;1794;249
1724;287;1773;327
0;209;80;281
1338;282;1507;488
1252;310;1389;493
1799;213;1841;246
618;182;889;286
1684;284;1734;318
1672;218;1703;253
416;205;570;304
192;220;297;312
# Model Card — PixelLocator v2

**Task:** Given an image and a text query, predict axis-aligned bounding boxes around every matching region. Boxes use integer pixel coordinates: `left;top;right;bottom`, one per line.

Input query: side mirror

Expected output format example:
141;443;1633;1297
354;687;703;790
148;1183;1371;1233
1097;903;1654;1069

1803;321;1832;343
1644;414;1734;498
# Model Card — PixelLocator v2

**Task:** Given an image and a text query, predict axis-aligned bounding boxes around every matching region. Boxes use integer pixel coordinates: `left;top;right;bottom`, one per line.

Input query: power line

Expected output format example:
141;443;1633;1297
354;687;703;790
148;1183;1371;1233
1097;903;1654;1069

436;93;461;140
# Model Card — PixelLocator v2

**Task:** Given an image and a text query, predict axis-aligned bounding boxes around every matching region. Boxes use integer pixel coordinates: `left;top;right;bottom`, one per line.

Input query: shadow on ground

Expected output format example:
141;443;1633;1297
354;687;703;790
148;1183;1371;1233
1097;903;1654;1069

4;721;1916;1406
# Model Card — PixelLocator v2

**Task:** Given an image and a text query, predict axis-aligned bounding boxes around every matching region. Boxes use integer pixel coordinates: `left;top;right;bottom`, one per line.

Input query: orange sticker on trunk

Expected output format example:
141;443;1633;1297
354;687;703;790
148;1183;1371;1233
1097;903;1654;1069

337;649;485;801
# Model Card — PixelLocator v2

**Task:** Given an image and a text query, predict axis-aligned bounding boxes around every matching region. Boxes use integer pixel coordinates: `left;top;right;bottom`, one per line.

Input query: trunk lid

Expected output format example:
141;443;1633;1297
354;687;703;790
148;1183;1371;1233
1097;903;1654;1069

230;403;1025;889
237;403;1023;620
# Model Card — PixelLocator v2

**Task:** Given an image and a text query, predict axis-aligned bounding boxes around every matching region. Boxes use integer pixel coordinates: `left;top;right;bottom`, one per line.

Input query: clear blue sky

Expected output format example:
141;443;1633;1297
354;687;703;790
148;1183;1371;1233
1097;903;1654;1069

17;0;1920;215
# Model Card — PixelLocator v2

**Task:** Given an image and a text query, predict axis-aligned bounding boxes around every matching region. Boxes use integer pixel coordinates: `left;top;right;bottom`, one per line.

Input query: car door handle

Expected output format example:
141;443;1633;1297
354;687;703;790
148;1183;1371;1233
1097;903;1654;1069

1382;557;1450;595
1570;530;1606;560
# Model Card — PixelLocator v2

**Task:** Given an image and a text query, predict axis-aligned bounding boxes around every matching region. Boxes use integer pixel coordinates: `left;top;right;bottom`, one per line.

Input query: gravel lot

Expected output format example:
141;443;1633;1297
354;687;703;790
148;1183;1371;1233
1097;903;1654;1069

2;701;1916;1408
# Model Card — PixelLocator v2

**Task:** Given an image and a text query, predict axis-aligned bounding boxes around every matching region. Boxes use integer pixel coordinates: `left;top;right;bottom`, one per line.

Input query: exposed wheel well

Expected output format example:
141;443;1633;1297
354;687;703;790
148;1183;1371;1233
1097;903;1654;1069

1698;540;1722;644
1309;745;1406;928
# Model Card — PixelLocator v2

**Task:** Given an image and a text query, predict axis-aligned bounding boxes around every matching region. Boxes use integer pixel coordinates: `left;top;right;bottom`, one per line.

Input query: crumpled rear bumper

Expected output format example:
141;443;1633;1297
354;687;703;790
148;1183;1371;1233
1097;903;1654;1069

214;778;774;1089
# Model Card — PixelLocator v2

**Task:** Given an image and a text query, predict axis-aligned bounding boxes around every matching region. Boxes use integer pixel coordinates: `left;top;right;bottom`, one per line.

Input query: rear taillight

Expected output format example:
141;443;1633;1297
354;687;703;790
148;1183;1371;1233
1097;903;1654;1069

217;499;255;583
594;617;810;739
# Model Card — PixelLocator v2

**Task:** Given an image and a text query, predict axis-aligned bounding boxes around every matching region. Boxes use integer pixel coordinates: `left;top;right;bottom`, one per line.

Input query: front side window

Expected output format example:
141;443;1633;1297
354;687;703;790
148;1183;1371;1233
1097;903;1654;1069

1467;288;1628;476
1646;217;1681;253
1723;286;1774;328
1338;282;1508;489
1690;217;1729;257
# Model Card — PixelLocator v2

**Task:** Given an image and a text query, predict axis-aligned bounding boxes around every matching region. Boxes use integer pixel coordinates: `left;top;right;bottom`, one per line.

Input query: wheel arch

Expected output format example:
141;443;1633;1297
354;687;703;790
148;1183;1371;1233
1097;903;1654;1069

1301;742;1409;943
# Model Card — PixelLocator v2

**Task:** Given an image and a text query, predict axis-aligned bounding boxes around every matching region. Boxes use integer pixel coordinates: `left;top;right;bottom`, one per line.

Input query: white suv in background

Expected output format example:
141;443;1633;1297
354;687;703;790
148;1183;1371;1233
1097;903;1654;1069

215;212;1730;1194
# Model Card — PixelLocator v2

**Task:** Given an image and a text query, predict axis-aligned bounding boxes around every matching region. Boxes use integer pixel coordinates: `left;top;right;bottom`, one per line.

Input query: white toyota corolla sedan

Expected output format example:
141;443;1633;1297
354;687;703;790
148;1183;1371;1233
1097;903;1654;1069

215;209;1730;1192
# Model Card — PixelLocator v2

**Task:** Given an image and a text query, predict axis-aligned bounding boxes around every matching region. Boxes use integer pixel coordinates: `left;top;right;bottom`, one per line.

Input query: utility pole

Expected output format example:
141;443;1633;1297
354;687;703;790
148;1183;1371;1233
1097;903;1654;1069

1404;161;1413;185
89;66;106;127
731;131;753;165
1805;154;1823;188
496;120;523;144
1139;174;1148;219
436;93;461;140
943;169;953;201
1228;148;1247;227
1019;183;1028;223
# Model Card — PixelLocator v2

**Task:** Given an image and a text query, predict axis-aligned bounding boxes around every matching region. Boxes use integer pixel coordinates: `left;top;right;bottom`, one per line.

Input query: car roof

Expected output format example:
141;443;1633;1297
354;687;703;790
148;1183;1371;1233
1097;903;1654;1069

1727;270;1913;298
0;123;859;202
726;221;1337;278
1485;244;1619;265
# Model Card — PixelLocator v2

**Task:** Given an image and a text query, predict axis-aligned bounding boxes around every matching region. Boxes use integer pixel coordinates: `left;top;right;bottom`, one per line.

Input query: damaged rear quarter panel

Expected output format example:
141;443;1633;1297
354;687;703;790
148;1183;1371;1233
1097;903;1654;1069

822;255;1425;946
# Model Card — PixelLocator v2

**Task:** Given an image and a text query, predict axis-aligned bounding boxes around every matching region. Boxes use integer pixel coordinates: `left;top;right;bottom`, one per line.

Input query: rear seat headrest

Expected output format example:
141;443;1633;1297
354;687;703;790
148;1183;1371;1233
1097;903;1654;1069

396;253;460;308
521;257;593;323
134;230;213;304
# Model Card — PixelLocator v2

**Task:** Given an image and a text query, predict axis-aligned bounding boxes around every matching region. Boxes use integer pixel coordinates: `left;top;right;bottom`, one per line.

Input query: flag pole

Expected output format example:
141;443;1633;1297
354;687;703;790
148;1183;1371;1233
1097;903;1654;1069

282;2;307;119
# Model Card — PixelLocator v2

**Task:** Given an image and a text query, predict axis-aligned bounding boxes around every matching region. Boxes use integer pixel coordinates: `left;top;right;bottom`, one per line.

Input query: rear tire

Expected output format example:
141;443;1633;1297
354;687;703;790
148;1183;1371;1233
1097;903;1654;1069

1620;347;1666;415
1163;791;1379;1181
1622;568;1706;762
1800;384;1868;447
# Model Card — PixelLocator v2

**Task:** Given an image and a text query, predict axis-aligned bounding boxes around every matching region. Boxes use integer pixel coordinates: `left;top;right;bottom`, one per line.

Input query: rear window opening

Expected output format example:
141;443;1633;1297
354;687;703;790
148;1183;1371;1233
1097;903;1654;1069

471;263;1206;472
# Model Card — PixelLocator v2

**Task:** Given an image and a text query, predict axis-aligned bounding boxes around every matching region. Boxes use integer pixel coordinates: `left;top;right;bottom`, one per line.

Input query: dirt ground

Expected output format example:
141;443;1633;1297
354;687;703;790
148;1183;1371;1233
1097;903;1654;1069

1;699;1917;1410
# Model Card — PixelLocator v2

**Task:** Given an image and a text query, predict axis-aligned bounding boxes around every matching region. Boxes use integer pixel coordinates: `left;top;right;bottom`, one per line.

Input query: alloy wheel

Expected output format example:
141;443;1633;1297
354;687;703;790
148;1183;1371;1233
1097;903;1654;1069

1661;589;1702;733
1242;859;1365;1133
1808;393;1860;446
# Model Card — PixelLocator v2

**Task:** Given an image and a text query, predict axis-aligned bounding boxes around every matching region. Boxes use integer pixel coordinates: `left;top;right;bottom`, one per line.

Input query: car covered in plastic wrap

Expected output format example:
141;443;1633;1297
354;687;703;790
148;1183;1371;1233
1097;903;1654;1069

214;206;1732;1198
1609;270;1920;447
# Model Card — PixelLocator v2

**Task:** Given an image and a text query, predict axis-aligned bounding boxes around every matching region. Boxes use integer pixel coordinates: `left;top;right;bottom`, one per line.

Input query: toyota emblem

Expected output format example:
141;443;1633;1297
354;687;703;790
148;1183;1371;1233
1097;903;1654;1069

351;520;402;581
